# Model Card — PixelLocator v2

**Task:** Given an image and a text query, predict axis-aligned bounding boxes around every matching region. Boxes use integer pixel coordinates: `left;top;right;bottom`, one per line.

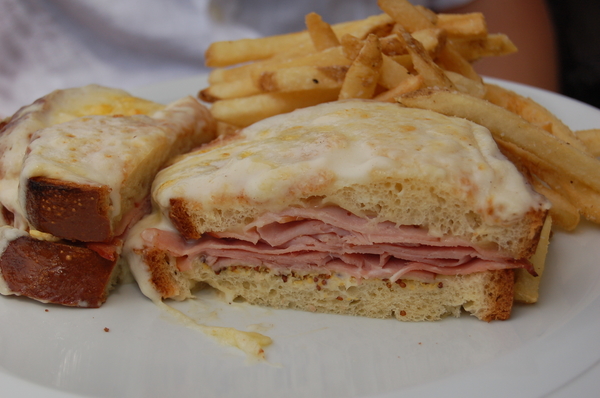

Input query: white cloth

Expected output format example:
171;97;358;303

0;0;471;117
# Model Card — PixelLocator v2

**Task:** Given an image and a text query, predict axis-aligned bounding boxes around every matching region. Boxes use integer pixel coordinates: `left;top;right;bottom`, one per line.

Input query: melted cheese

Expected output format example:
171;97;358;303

154;100;547;224
19;115;171;219
124;213;272;360
0;85;164;226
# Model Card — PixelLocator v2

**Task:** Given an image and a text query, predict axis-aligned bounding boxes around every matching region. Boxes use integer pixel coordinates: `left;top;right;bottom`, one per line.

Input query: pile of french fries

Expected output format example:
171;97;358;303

200;0;600;232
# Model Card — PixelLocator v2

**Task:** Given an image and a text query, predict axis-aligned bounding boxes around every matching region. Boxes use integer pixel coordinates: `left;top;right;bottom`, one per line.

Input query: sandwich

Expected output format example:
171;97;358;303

125;99;550;322
0;84;216;307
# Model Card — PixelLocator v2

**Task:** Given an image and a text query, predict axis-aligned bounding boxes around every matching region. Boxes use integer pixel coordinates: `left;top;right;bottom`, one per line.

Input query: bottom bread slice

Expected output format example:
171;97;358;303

139;248;515;322
0;234;122;307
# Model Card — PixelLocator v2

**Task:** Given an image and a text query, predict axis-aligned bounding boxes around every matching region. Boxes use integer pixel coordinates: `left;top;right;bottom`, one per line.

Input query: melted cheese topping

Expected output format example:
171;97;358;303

124;213;272;360
0;85;164;224
154;100;546;224
19;115;171;219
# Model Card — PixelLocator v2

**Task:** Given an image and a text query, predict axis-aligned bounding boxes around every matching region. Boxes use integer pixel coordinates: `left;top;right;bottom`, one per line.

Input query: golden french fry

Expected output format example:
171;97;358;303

397;88;600;196
444;71;485;98
257;65;348;92
205;13;393;67
411;28;446;58
379;55;411;89
378;0;434;32
306;12;340;51
373;74;424;102
415;5;438;24
339;34;382;100
575;129;600;157
496;138;581;230
396;30;454;89
210;46;352;85
449;34;517;62
210;89;340;127
199;78;260;102
436;13;488;39
436;43;482;82
531;181;580;231
484;83;588;152
514;215;552;303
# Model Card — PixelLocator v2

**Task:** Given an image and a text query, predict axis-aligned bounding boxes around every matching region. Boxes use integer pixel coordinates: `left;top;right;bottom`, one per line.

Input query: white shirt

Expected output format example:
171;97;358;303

0;0;471;117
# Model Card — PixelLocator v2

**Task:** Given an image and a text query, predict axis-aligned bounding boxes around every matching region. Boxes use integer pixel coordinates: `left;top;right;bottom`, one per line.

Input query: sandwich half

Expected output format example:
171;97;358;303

0;85;216;307
126;99;549;321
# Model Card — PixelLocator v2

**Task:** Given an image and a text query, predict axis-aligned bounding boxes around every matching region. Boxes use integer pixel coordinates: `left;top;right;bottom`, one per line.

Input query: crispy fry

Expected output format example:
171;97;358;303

257;65;348;92
373;74;424;102
411;28;447;58
396;30;454;89
436;43;482;82
397;88;600;198
484;83;588;152
379;55;411;89
306;12;340;51
378;0;434;32
210;89;340;127
444;71;485;98
436;13;488;39
449;34;517;62
199;78;260;102
339;34;383;99
496;138;581;230
209;46;352;85
205;13;393;67
575;129;600;157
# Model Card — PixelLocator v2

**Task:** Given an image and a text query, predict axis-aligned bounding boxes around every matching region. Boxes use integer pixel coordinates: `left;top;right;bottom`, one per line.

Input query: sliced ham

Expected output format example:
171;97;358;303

141;206;535;281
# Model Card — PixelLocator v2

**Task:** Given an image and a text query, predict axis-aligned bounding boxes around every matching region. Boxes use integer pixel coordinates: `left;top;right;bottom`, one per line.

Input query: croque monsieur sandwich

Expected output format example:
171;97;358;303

0;85;216;307
125;99;550;322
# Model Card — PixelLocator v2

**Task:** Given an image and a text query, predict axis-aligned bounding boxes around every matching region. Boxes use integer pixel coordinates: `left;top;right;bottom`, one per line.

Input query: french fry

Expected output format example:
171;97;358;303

411;28;446;58
209;46;352;85
210;89;340;127
339;34;383;100
436;13;488;39
444;71;485;98
199;78;260;102
306;12;340;51
575;129;600;157
396;88;600;197
484;83;588;152
449;34;517;62
378;0;434;32
530;181;580;231
436;43;482;82
396;29;454;89
495;138;581;230
373;74;424;102
205;13;393;67
379;55;411;89
256;65;348;92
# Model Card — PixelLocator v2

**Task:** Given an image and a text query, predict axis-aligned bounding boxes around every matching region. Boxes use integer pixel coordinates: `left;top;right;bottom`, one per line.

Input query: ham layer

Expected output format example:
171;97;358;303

141;206;534;282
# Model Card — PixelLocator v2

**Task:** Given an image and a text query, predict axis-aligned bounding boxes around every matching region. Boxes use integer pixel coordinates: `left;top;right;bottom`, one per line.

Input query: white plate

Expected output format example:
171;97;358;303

2;76;600;398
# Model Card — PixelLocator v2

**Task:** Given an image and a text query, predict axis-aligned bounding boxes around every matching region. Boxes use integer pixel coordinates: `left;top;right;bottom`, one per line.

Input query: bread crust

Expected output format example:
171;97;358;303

25;177;112;242
0;236;119;307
